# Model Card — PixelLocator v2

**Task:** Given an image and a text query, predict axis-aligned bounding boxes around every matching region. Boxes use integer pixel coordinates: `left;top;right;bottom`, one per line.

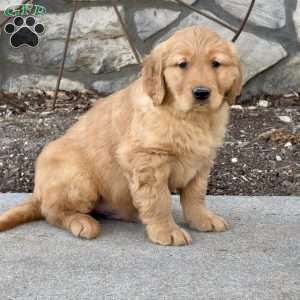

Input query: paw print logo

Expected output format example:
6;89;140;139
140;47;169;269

4;16;45;48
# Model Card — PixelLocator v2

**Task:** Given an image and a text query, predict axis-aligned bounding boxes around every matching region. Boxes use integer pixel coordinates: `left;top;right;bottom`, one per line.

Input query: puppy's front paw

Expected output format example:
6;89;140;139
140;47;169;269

146;223;192;246
188;211;229;232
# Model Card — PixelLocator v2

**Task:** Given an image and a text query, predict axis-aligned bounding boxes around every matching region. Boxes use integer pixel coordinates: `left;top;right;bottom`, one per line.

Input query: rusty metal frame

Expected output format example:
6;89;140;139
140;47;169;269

0;0;256;109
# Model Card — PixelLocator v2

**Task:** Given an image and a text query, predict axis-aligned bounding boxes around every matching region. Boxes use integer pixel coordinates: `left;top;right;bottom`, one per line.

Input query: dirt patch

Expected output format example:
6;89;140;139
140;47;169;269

209;94;300;195
0;91;299;195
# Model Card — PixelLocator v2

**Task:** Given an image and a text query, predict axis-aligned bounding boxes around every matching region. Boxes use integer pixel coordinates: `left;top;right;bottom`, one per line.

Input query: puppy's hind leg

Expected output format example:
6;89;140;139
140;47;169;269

40;182;101;240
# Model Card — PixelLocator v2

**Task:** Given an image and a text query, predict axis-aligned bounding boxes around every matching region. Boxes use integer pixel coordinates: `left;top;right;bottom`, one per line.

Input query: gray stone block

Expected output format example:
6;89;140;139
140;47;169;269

3;75;85;92
92;73;139;95
252;54;300;95
5;7;136;74
135;9;180;40
294;1;300;41
168;0;197;5
215;0;286;29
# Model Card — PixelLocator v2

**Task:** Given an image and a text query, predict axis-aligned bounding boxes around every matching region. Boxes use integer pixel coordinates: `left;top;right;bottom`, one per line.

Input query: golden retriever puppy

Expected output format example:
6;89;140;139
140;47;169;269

0;26;242;246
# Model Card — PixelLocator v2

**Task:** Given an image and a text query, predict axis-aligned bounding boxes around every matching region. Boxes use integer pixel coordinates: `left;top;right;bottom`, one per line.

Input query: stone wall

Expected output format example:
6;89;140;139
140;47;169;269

0;0;299;100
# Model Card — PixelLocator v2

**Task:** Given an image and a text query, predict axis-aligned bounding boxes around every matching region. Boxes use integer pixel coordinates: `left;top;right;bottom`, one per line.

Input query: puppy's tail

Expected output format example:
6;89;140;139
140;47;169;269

0;195;42;232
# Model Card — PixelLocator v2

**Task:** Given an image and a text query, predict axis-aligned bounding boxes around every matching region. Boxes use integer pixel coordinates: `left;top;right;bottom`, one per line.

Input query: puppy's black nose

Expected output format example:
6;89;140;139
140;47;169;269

192;87;211;101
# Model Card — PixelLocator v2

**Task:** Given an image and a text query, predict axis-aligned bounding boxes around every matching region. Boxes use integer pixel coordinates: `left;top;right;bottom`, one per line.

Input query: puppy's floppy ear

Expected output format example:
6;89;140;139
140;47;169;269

225;64;242;105
142;50;166;105
225;44;243;105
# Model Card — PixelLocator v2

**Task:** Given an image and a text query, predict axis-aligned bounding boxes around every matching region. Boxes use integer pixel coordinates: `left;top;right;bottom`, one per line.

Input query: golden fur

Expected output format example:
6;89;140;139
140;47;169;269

0;27;242;246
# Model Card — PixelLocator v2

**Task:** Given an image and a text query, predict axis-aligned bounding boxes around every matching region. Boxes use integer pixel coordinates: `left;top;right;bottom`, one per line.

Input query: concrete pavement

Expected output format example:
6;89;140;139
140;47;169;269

0;194;300;300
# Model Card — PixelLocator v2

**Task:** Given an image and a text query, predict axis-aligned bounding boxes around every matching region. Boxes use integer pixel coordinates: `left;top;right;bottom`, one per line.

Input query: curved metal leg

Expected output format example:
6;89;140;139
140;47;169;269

232;0;256;42
52;1;78;110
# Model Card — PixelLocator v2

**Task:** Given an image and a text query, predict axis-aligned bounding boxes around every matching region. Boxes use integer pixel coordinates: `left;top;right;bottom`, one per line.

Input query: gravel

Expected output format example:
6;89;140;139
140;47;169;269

0;91;299;195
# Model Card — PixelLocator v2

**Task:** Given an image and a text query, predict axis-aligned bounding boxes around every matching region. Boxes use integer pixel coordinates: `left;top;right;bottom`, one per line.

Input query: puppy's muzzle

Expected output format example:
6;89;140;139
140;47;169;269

192;87;211;102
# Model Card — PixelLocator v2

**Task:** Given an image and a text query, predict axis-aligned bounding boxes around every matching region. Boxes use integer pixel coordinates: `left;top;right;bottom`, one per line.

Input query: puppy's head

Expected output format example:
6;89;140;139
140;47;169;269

142;26;242;112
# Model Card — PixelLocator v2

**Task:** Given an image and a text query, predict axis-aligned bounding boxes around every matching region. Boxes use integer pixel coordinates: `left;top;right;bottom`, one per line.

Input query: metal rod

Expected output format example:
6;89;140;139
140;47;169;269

232;0;256;42
0;0;31;29
52;0;78;110
174;0;237;33
112;1;141;64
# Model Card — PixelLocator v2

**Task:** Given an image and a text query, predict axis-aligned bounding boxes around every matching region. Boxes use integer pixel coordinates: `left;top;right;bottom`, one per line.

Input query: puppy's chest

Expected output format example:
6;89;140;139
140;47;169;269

168;155;210;191
166;126;217;190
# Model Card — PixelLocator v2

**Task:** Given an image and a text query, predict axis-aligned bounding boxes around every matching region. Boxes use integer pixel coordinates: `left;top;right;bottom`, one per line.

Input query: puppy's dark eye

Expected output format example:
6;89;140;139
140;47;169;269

178;61;188;69
212;60;221;69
